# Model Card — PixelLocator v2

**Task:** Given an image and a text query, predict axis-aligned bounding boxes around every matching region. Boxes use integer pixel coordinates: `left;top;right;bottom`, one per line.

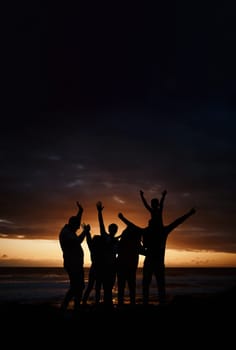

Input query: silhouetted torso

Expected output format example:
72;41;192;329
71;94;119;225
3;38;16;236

59;224;84;269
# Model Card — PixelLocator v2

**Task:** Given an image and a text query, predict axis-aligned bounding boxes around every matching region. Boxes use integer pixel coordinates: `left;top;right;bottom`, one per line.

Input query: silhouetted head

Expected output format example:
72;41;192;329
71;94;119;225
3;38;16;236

108;223;118;236
151;198;159;209
92;235;102;242
68;216;81;230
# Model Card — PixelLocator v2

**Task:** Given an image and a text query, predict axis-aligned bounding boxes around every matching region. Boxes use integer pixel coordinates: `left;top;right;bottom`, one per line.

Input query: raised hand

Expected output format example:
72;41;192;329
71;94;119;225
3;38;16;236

81;223;90;231
86;224;91;231
118;212;124;220
96;201;104;211
76;201;83;212
190;207;196;215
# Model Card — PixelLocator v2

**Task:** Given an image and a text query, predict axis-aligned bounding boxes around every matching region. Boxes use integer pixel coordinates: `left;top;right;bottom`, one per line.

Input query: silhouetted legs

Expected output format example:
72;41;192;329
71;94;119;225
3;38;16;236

61;267;84;312
82;264;104;305
117;267;126;305
102;264;116;308
142;258;166;305
117;266;137;305
82;264;96;304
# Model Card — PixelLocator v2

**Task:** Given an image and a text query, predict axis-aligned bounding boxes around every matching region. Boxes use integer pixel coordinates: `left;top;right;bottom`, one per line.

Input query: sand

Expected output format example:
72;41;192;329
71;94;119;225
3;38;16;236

1;286;235;346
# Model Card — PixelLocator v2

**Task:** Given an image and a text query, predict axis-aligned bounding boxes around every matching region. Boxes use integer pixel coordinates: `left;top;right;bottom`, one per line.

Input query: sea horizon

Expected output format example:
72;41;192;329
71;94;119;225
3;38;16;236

1;266;236;306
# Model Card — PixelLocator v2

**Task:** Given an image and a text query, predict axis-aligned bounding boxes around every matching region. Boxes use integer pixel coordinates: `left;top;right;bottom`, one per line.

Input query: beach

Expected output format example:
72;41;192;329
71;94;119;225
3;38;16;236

1;286;235;346
1;267;235;345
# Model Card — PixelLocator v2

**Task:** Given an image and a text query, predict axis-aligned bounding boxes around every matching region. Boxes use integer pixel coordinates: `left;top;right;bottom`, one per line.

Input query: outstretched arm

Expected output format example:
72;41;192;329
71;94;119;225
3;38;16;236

96;201;106;236
166;208;196;235
75;201;83;228
118;212;138;228
140;190;152;213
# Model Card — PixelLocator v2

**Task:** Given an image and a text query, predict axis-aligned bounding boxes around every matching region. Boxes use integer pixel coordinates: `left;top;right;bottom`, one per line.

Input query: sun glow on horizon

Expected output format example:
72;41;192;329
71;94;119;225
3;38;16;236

1;238;236;267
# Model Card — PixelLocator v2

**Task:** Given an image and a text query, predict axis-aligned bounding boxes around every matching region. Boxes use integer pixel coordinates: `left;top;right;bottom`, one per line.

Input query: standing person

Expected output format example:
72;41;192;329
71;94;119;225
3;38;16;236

142;206;196;305
116;212;146;306
59;201;90;313
96;200;119;308
122;190;196;305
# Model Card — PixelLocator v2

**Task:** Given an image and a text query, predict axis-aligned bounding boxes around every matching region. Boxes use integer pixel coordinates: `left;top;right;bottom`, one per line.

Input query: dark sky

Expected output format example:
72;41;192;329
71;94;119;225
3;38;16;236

1;2;236;255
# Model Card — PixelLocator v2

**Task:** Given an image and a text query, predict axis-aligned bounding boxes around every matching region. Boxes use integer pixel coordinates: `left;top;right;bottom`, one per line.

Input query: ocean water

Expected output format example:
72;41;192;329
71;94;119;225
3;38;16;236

0;267;235;306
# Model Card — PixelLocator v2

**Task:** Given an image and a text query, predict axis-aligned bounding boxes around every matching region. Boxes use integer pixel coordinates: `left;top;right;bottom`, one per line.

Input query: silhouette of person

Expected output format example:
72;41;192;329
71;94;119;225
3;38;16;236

59;201;90;312
82;233;104;305
96;200;119;308
142;206;196;305
116;212;146;306
140;189;167;229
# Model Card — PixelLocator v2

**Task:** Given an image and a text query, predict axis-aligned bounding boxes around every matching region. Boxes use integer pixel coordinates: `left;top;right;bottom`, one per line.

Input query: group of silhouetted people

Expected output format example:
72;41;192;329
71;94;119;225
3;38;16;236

59;190;196;312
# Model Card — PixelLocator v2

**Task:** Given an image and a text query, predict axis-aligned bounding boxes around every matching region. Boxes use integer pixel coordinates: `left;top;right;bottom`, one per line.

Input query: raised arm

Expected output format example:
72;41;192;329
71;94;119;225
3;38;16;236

140;190;152;213
159;190;167;212
75;201;84;228
82;223;92;248
157;190;167;226
96;201;107;236
118;212;136;227
166;207;196;235
77;224;91;243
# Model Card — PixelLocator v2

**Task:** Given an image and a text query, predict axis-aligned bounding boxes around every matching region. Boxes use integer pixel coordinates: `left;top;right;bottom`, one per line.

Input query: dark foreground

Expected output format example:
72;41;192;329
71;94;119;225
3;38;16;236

1;286;235;346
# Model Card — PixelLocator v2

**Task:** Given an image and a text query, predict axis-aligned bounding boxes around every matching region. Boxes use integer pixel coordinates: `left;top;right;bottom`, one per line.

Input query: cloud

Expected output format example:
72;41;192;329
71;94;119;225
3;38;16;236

0;219;14;224
113;196;125;204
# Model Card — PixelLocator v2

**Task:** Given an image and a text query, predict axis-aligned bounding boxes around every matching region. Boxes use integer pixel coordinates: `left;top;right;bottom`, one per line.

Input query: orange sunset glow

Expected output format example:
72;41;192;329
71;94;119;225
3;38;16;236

1;195;236;268
1;237;236;267
1;188;236;268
